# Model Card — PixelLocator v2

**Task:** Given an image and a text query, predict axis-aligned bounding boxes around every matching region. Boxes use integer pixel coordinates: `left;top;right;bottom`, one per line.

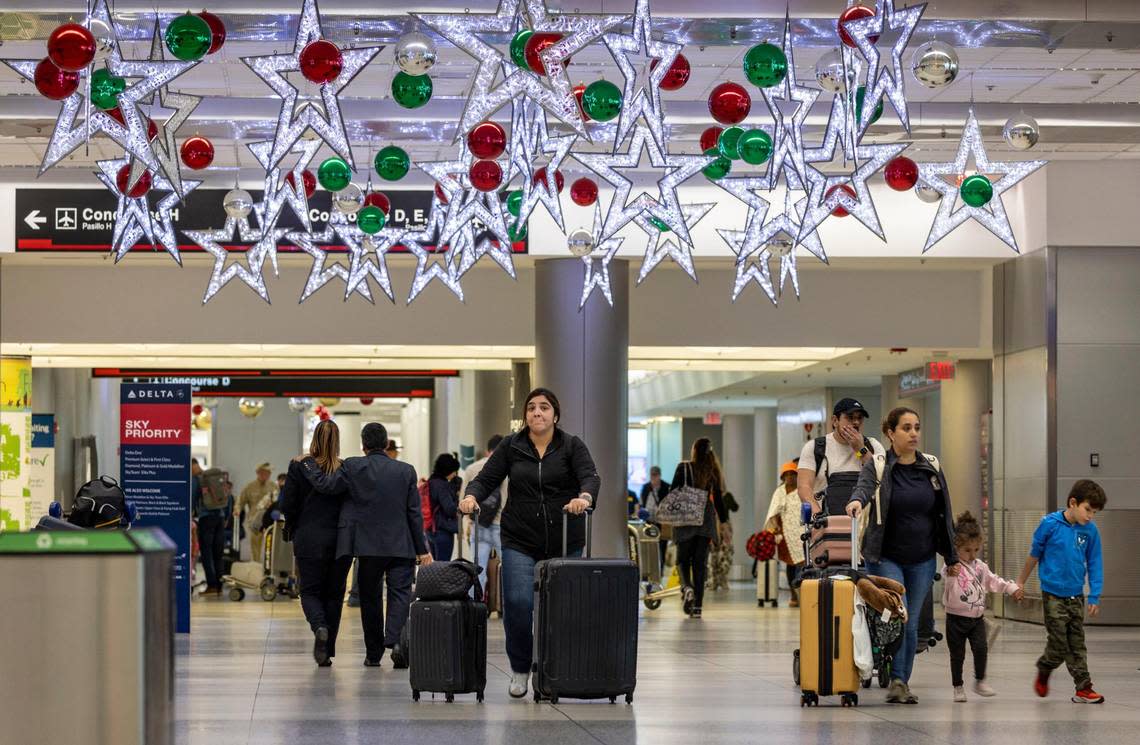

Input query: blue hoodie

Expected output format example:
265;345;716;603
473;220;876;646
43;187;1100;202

1030;511;1103;605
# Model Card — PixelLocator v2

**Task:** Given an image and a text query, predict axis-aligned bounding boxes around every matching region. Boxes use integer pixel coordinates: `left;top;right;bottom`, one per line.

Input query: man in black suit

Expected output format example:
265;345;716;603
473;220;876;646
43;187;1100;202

301;422;432;667
639;466;672;571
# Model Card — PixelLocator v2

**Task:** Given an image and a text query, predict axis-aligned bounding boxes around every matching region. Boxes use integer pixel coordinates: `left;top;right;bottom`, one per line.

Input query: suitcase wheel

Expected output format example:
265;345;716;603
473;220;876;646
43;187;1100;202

550;696;559;705
260;579;276;602
533;690;542;703
625;693;633;704
800;692;818;707
445;693;454;703
476;691;484;704
412;690;420;702
841;693;858;707
229;588;245;602
609;696;616;704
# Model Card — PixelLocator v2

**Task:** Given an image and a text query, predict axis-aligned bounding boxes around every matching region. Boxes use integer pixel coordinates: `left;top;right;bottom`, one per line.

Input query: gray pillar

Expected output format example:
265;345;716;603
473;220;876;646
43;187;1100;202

939;360;992;522
534;258;629;559
753;407;778;537
510;360;532;424
721;414;755;576
473;370;511;454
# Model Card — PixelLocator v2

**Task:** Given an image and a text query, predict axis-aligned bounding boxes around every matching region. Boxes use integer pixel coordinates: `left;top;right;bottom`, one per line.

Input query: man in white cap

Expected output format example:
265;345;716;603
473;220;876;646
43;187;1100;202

237;461;277;561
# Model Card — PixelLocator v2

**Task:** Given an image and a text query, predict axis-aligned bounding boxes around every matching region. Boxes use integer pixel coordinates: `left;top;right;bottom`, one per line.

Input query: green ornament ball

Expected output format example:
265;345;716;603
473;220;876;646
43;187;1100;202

582;80;622;122
317;156;352;192
391;71;433;109
89;68;125;110
649;216;671;232
357;205;386;235
855;85;884;126
164;13;212;62
507;190;523;218
718;126;745;161
374;145;410;181
959;174;994;208
737;129;773;165
743;42;788;89
508;220;527;242
703;147;731;180
510;30;533;69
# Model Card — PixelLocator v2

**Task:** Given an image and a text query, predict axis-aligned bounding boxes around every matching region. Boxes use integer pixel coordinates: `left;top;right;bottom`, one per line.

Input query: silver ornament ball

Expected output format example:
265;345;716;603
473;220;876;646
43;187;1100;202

915;183;943;203
768;237;794;257
1003;113;1040;151
88;17;116;62
911;41;959;89
814;49;846;93
395;32;438;76
334;183;364;215
223;188;253;219
287;397;311;414
567;229;594;257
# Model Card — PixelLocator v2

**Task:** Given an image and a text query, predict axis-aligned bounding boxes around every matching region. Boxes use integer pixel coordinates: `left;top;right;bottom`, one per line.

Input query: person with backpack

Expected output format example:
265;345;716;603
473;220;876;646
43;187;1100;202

427;453;462;560
194;464;232;596
463;434;507;594
798;398;886;517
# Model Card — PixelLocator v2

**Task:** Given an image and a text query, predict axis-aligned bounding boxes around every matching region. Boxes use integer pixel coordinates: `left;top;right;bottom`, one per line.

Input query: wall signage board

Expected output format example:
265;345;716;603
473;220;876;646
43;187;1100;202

95;369;451;398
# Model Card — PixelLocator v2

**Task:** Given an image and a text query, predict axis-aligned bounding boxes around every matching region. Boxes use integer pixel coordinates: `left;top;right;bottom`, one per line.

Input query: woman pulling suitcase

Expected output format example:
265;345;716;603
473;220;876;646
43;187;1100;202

459;387;600;699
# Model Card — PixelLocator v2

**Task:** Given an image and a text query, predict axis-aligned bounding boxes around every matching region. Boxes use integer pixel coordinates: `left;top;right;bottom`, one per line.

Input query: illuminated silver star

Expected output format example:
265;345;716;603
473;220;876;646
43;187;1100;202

286;227;350;303
242;0;382;169
403;199;466;304
249;138;322;275
631;202;714;284
843;0;926;137
514;103;577;233
185;218;287;304
579;202;623;309
95;157;200;265
602;0;681;152
720;226;776;305
759;11;820;190
331;215;402;303
917;109;1046;253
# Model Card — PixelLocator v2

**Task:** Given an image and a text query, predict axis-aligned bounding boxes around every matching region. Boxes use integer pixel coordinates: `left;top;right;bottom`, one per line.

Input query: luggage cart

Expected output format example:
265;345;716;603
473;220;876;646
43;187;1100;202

627;520;680;610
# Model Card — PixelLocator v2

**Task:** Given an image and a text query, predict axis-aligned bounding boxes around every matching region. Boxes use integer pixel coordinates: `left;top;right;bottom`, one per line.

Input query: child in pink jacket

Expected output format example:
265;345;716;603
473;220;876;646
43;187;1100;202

943;511;1024;702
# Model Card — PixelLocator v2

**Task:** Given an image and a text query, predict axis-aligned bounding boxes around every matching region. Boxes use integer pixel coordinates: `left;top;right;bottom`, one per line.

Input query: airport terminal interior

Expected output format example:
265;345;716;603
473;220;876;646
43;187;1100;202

0;0;1138;743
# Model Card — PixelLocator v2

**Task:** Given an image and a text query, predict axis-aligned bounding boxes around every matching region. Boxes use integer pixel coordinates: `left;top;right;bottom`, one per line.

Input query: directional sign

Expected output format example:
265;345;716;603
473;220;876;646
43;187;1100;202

23;209;47;230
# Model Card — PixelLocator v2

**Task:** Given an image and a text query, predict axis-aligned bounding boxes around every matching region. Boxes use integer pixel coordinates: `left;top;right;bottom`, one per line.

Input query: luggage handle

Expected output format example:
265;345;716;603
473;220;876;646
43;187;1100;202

561;506;595;559
850;512;860;568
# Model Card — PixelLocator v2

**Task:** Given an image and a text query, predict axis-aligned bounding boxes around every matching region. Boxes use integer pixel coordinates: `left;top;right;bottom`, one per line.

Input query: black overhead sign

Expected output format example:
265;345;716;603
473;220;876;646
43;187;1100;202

92;368;458;398
15;188;528;255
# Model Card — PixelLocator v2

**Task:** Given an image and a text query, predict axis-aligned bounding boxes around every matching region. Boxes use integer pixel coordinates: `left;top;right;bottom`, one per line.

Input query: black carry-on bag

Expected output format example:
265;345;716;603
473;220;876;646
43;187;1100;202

408;510;488;703
532;508;640;704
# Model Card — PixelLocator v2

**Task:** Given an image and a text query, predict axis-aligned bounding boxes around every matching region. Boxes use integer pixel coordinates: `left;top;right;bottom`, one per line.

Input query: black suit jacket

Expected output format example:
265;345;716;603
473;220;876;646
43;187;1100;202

280;460;346;559
639;479;671;509
301;451;428;560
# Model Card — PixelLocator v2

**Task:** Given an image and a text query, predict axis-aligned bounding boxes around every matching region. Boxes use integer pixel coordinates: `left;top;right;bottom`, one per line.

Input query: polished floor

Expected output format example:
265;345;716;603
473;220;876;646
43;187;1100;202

179;583;1137;745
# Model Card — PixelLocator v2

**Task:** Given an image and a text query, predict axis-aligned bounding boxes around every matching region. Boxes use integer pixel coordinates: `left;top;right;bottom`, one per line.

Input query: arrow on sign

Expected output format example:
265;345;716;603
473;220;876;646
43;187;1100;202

24;210;47;230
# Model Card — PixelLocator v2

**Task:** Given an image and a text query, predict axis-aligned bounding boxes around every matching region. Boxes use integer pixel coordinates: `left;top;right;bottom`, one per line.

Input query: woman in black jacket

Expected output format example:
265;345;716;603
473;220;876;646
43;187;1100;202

427;452;461;560
281;420;350;667
846;406;960;705
670;438;729;619
459;387;600;700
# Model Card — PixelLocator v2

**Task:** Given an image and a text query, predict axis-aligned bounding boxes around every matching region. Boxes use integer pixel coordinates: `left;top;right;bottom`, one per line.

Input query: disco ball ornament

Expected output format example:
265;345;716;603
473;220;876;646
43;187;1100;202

959;174;994;207
198;11;226;55
738;129;773;165
374;145;410;181
116;165;151;198
768;237;793;257
165;12;212;62
223;188;253;219
915;183;942;203
742;43;787;89
299;39;343;84
357;204;386;234
180;135;214;170
88;17;116;63
48;23;96;72
238;398;265;418
699;126;724;153
287;397;312;413
510;30;533;69
34;58;79;100
583;80;622;122
89;68;125;110
708;82;751;125
884;156;918;191
838;4;877;48
911;41;959;89
567;229;594;257
1003;113;1040;150
703;147;732;180
815;48;846;93
333;184;364;215
391;71;433;109
318;156;352;191
318;398;341;407
394;32;437;76
570;177;598;206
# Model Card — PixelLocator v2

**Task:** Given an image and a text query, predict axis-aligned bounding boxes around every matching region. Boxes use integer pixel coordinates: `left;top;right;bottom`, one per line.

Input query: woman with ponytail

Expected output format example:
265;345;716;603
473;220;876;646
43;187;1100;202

669;438;730;618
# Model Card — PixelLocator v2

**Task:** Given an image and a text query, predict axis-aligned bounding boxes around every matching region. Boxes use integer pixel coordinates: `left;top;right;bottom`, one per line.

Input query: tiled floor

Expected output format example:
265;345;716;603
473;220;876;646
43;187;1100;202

178;585;1137;745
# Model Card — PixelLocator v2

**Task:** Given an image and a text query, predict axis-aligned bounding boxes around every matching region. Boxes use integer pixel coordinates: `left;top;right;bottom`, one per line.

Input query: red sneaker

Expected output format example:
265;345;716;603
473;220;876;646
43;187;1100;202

1072;686;1104;704
1034;670;1050;698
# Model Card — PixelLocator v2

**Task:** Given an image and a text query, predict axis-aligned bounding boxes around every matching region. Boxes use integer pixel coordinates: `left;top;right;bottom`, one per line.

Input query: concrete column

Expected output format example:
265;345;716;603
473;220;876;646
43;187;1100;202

939;360;992;522
473;370;511;454
721;414;755;576
510;360;532;425
753;407;779;535
534;258;629;559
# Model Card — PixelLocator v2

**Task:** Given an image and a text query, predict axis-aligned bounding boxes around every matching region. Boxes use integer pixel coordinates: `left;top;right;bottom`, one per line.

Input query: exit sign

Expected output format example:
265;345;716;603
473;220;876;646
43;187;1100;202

927;361;956;380
703;412;722;425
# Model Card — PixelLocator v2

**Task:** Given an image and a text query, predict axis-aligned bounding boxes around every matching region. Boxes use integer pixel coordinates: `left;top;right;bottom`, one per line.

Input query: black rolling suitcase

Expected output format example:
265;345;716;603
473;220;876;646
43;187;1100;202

532;509;639;704
408;513;488;703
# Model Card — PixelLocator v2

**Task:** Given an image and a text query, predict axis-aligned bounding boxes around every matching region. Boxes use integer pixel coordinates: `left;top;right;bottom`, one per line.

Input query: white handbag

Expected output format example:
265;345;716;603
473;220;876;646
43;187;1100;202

653;463;707;528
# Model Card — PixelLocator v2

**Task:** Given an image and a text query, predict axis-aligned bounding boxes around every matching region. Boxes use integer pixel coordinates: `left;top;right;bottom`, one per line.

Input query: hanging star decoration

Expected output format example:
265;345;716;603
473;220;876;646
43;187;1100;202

403;197;466;304
512;102;577;233
248;137;322;276
759;11;821;190
632;202;714;284
184;217;289;304
579;202;624;309
917;108;1046;253
330;213;403;303
417;152;480;275
94;157;201;265
1;0;199;177
602;0;681;152
286;227;351;303
242;0;382;169
415;0;625;140
720;225;776;305
843;0;927;136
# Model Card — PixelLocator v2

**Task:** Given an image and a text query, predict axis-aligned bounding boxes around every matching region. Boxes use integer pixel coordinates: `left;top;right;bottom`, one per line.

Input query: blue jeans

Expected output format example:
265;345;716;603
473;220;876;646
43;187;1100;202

429;530;455;561
866;556;937;684
469;522;502;594
501;545;580;674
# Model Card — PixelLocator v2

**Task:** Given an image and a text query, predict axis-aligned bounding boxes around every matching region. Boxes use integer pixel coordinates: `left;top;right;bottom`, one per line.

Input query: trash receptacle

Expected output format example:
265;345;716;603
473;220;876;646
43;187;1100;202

0;527;175;745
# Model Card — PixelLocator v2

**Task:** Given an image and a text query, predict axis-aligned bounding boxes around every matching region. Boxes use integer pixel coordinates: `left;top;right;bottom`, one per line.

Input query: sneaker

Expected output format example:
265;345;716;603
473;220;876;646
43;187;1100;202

973;679;996;697
682;586;695;616
691;607;702;619
953;686;967;703
886;680;917;704
1072;686;1104;704
313;626;330;666
1034;669;1050;698
509;671;529;699
389;642;409;670
363;655;383;667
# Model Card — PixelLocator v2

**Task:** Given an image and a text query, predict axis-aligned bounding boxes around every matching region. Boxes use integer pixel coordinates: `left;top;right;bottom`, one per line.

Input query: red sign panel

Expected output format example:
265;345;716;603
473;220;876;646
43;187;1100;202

927;361;956;381
703;412;722;426
121;403;191;445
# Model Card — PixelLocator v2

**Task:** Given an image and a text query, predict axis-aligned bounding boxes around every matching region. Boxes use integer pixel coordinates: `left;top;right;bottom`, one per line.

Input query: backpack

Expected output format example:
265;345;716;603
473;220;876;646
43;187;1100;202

418;480;435;533
199;468;228;510
71;476;130;529
813;435;874;516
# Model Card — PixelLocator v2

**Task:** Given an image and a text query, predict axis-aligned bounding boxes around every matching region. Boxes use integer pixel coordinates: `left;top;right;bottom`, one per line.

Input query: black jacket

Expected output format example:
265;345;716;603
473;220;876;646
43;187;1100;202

850;449;958;567
639;479;671;509
465;428;601;560
280;460;346;559
428;475;459;535
301;451;428;560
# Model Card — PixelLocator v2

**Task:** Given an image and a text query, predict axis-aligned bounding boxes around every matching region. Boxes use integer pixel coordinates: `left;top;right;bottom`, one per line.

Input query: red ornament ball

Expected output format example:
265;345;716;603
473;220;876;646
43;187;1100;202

180;135;214;170
708;82;751;125
106;107;159;141
434;182;449;204
359;397;374;406
299;39;343;85
533;167;565;194
47;23;96;72
651;53;691;91
700;125;724;152
468;121;507;160
34;57;79;100
364;191;391;215
827;184;857;217
192;404;204;416
286;169;317;199
469;159;503;192
838;4;878;48
116;165;152;198
197;11;226;55
573;83;590;122
883;156;918;191
524;32;563;75
570;177;598;207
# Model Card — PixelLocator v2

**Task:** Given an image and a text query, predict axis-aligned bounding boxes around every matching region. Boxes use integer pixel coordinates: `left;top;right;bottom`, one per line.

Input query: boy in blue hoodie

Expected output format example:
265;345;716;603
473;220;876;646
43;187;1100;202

1016;479;1106;704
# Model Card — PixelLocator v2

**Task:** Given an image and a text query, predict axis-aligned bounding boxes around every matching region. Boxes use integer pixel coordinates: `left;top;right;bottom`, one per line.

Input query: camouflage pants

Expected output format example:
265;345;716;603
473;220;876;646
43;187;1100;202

1037;592;1091;689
